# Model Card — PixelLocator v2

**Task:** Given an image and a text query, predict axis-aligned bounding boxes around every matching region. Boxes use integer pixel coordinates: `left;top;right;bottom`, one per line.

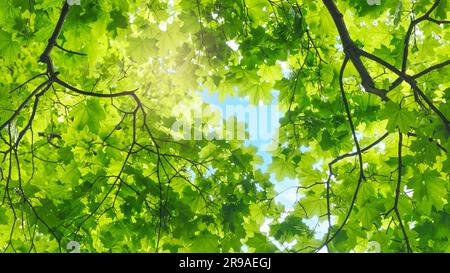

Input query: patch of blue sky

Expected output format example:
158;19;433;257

202;89;332;251
201;90;301;208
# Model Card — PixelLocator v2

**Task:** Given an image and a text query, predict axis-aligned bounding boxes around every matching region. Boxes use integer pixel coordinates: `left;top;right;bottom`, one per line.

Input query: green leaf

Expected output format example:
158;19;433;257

246;234;277;253
0;208;8;225
411;170;448;213
127;37;158;61
380;102;415;133
70;99;106;133
357;206;378;229
0;31;19;63
267;156;297;181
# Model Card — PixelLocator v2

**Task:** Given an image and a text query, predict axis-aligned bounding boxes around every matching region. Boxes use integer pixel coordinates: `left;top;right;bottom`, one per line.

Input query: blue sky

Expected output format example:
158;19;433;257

201;90;331;250
201;90;299;209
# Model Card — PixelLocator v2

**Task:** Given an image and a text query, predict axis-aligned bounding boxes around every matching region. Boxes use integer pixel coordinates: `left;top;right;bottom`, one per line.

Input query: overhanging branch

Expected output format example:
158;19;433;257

322;0;388;101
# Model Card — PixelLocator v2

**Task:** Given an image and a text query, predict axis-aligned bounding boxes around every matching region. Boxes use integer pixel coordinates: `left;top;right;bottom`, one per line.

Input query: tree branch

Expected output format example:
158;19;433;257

39;1;70;77
318;57;366;252
358;49;450;133
401;0;443;73
412;60;450;79
321;0;388;101
393;131;412;253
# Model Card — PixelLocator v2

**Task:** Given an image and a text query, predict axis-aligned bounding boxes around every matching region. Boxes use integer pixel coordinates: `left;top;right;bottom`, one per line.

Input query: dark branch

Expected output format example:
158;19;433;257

318;57;366;252
393;131;412;253
401;0;443;73
321;0;388;101
39;1;70;77
358;49;450;133
55;43;87;56
412;60;450;79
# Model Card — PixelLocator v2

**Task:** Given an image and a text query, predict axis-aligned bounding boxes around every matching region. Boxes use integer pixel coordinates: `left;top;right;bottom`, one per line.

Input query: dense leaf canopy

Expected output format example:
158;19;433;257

0;0;449;253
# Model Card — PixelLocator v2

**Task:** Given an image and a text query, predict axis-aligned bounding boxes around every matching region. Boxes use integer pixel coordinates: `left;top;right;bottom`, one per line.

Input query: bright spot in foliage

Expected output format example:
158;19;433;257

67;0;81;6
226;40;240;51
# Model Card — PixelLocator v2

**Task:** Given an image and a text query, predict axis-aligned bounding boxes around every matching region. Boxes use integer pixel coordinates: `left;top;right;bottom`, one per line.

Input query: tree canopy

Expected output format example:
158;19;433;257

0;0;449;253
